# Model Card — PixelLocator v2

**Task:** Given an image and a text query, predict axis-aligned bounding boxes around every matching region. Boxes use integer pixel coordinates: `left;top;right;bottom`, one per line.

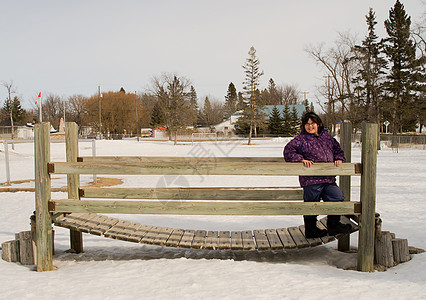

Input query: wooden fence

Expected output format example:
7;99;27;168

34;122;378;272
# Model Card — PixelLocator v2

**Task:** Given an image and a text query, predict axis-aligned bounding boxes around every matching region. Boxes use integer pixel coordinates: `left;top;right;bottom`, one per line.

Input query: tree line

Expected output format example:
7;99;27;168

2;1;425;140
306;1;425;134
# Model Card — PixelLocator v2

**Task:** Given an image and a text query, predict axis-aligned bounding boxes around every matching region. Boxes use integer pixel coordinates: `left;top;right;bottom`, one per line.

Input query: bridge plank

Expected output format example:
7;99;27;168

265;229;284;250
152;227;174;246
179;230;195;248
230;231;244;250
254;230;270;251
90;215;119;236
218;231;231;250
165;229;184;247
241;231;256;251
287;226;310;248
191;230;207;249
276;228;297;249
299;225;323;247
205;231;218;250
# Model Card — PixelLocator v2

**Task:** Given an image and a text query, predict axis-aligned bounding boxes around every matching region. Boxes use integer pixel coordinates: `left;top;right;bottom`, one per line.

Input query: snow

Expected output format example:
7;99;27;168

1;138;426;300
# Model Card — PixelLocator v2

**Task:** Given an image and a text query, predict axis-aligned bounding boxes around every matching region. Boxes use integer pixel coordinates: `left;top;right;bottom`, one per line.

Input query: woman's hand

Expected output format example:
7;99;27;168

334;160;343;167
302;159;314;168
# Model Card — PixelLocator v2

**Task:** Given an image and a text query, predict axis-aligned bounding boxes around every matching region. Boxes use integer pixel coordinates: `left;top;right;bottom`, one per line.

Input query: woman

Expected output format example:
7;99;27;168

283;112;351;238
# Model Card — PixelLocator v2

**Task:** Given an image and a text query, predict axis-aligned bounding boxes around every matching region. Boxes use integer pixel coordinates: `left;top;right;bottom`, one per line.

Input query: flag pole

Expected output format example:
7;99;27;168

37;92;42;122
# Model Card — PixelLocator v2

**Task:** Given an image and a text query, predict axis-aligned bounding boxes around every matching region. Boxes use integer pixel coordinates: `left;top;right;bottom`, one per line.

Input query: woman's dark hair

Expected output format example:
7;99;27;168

301;112;323;132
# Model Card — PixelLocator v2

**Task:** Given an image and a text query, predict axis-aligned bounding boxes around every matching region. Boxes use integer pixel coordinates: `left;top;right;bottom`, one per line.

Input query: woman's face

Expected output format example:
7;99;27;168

304;118;319;135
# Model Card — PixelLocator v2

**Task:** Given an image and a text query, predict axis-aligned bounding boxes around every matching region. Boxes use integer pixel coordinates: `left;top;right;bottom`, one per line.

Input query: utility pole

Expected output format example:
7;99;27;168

98;85;102;139
135;91;140;141
301;91;309;108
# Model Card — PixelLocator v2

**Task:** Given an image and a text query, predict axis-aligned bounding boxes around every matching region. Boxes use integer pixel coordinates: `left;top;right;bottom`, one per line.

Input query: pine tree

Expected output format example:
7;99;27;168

189;85;198;127
149;101;164;128
353;8;387;126
1;96;24;122
383;0;419;133
282;104;292;135
242;46;264;144
290;106;301;135
224;82;238;118
268;105;283;134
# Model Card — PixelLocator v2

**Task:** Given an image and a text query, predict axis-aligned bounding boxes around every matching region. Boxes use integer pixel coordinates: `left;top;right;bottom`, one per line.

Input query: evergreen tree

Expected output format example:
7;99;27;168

268;105;283;134
282;104;292;135
353;8;387;126
149;101;164;128
383;0;419;133
242;46;264;144
290;106;301;135
189;85;198;127
224;82;238;118
1;96;24;122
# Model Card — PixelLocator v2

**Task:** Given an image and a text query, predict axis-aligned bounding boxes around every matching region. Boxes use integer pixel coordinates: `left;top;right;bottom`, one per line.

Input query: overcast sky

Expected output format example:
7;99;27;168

0;0;424;110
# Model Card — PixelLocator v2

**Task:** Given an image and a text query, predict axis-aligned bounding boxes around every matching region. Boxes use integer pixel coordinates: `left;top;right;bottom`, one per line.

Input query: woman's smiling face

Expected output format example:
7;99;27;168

304;118;318;135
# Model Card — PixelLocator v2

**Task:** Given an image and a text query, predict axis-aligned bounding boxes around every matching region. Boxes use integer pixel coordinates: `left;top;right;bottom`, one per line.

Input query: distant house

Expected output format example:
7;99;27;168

152;126;167;139
213;104;305;135
0;120;35;139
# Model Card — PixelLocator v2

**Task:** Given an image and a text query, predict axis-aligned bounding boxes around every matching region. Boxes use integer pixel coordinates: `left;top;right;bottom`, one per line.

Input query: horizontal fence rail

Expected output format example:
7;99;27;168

49;199;361;215
80;187;304;201
48;161;361;176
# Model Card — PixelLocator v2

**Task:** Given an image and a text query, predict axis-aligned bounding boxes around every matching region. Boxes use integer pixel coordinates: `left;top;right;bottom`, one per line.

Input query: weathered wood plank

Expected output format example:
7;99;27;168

19;231;35;265
178;230;195;248
165;229;184;247
392;238;410;264
205;231;218;250
241;231;256;251
81;187;304;201
66;122;83;253
104;220;133;239
79;156;286;163
50;199;359;216
218;231;231;250
140;226;163;245
299;225;323;247
230;231;244;250
191;230;207;249
253;230;270;251
265;229;284;250
50;161;361;176
34;122;53;271
358;123;378;272
152;227;174;246
1;240;20;262
374;231;394;267
90;216;119;236
287;226;310;248
276;228;297;249
131;224;153;242
318;218;336;244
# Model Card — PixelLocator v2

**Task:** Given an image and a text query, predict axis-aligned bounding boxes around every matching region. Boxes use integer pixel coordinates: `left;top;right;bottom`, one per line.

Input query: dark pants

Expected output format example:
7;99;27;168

303;183;344;223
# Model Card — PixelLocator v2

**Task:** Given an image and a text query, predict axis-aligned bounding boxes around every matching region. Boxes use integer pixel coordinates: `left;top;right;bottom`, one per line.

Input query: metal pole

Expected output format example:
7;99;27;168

92;139;97;182
98;85;102;140
4;141;10;184
135;91;139;141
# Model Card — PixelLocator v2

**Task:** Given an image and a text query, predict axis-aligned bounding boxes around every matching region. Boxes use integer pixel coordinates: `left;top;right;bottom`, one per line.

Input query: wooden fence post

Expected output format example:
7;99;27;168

34;122;54;271
357;122;378;272
338;121;352;251
65;122;83;253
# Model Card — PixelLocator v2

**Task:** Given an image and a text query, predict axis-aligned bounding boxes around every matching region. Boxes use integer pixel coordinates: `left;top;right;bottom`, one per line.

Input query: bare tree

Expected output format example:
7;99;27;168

2;81;16;148
151;73;192;144
305;32;359;133
67;94;88;129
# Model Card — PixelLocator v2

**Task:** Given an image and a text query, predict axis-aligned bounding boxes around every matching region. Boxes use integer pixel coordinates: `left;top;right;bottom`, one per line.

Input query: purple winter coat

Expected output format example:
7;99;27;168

283;127;346;187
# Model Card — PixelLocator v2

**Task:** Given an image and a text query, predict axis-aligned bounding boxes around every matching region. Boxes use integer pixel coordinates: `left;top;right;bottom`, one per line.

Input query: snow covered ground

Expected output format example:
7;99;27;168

1;138;425;300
